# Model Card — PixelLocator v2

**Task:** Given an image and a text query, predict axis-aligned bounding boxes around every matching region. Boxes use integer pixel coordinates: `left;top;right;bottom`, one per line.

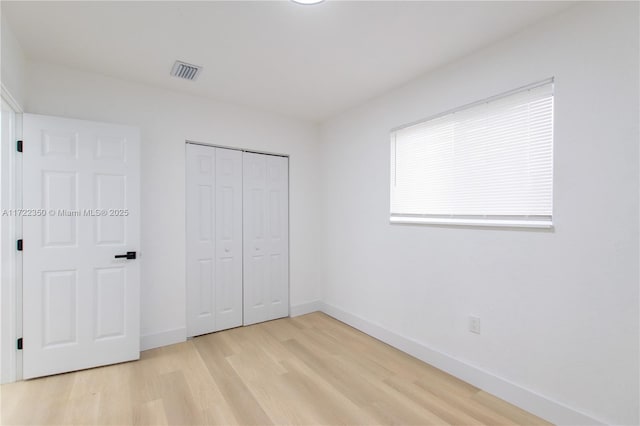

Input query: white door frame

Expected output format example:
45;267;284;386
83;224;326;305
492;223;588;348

184;140;291;326
1;84;23;384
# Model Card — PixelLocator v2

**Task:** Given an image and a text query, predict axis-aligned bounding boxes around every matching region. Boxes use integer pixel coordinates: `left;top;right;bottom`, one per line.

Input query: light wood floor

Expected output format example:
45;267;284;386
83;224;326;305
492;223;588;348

1;312;551;425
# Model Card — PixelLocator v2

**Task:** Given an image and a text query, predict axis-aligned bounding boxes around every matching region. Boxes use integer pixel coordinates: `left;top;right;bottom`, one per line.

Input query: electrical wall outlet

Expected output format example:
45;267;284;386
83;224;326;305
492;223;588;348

469;316;481;334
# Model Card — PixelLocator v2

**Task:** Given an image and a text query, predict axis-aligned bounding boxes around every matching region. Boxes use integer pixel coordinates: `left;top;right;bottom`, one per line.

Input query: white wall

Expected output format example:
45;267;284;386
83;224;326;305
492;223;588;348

320;3;639;425
24;62;322;347
1;14;26;107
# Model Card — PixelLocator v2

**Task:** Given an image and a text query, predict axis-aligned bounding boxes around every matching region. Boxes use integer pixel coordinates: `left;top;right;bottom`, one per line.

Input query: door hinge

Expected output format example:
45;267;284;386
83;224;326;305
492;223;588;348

16;140;23;152
17;239;23;251
17;338;23;350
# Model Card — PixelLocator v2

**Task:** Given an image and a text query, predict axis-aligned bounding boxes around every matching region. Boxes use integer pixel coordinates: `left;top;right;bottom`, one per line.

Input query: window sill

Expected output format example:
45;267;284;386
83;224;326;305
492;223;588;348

389;216;553;229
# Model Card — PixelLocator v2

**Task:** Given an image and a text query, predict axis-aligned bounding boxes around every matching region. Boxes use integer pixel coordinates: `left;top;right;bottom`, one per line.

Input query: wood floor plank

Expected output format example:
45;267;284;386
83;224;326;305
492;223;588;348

383;375;485;425
472;391;553;426
278;361;381;425
63;391;101;425
0;313;552;426
282;338;452;425
132;398;168;426
413;378;520;425
193;336;274;426
1;380;37;424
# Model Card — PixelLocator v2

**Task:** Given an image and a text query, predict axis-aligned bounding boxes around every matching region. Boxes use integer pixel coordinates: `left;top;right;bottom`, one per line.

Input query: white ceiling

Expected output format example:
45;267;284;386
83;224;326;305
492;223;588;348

3;1;573;122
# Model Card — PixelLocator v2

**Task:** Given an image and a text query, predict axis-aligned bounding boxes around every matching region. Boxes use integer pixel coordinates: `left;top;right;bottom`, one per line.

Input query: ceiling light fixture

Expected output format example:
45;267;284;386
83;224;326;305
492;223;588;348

291;0;324;5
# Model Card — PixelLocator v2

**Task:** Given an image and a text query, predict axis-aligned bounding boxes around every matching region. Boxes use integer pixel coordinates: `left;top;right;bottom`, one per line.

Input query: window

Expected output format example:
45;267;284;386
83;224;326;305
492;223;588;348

390;79;554;228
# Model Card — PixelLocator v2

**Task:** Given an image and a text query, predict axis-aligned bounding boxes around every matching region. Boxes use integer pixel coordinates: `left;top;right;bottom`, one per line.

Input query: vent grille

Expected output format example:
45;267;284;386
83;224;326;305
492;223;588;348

170;61;202;81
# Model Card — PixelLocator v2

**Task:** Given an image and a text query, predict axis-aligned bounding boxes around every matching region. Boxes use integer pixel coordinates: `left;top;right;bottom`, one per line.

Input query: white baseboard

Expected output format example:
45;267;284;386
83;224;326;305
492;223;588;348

319;302;604;426
141;327;186;351
290;300;322;317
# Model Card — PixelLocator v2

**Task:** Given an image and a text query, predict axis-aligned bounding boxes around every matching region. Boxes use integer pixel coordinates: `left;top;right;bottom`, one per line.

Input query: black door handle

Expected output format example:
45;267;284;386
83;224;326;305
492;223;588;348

115;251;136;260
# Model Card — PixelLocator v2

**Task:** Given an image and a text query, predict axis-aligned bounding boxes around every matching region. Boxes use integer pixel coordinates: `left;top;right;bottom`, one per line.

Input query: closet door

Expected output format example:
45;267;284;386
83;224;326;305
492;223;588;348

186;144;216;337
214;148;243;331
243;152;289;325
186;144;242;337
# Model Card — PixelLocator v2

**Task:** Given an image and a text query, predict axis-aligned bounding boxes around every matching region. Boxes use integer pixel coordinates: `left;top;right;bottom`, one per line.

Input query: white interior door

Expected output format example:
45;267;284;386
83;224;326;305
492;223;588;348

22;114;140;379
243;152;289;326
186;144;242;337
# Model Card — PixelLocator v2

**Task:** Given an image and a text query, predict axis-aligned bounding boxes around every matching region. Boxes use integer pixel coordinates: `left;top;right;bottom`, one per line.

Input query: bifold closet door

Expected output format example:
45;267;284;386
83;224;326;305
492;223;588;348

186;144;242;337
243;152;289;326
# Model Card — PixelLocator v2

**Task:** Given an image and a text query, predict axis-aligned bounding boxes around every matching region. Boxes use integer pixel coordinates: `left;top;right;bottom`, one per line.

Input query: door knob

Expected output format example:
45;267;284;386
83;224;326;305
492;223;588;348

114;251;137;260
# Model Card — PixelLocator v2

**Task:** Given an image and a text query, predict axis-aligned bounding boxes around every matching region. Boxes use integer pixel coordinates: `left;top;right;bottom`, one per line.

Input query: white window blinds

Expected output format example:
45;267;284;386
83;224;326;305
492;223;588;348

390;80;554;228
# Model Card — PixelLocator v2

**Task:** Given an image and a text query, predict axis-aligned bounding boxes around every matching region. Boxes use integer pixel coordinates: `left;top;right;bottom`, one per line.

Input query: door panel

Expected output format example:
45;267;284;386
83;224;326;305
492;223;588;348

23;114;140;379
94;267;126;340
265;155;289;320
42;270;77;347
214;148;243;331
95;174;126;245
42;171;78;247
186;145;216;336
186;145;243;336
243;152;288;326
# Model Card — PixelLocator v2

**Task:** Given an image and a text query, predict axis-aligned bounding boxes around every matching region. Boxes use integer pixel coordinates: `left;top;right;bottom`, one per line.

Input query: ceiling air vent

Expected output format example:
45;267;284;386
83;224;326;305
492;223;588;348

170;61;202;81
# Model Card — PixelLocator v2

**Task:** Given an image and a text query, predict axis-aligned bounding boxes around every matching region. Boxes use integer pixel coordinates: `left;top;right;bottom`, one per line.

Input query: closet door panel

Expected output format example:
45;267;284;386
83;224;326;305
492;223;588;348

243;152;288;325
186;144;216;337
266;155;289;320
243;153;268;325
214;148;243;331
